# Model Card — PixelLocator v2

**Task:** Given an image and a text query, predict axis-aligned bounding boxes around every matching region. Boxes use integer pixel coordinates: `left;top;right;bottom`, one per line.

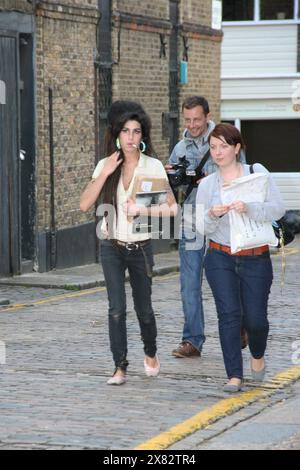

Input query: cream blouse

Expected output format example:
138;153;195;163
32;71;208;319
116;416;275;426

92;153;169;242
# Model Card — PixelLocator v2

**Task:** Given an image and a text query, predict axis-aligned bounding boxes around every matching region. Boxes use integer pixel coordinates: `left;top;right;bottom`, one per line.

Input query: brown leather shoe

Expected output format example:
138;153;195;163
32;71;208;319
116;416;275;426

172;342;201;358
241;326;248;350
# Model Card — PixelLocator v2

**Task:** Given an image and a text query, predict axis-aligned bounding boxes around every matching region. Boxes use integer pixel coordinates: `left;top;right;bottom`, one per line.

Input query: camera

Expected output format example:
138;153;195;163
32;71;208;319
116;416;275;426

167;156;205;188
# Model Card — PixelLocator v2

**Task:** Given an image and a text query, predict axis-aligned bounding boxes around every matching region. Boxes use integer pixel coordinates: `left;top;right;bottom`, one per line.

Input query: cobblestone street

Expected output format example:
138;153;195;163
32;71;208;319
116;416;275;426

0;240;300;450
1;0;300;458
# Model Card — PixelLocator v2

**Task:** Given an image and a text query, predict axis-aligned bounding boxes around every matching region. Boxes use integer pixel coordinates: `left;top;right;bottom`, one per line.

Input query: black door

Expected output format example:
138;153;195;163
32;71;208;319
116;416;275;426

19;33;35;264
0;30;20;276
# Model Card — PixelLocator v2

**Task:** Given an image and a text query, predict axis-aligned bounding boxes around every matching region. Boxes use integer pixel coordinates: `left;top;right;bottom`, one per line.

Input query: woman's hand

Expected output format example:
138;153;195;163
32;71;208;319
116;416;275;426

229;200;247;213
102;151;122;177
123;198;141;217
209;205;230;218
80;152;122;212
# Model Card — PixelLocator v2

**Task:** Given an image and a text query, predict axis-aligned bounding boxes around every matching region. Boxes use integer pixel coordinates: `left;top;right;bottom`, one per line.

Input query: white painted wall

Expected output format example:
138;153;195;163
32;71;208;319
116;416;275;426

222;77;298;100
221;23;300;210
273;174;300;210
222;24;298;77
221;24;299;104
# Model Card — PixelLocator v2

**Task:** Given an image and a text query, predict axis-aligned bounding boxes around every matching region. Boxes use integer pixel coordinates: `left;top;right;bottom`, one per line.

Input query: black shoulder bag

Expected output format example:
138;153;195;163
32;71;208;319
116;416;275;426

184;148;211;200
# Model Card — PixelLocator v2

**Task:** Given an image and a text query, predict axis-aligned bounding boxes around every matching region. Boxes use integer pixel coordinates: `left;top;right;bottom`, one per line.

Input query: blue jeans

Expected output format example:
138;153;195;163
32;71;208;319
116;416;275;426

204;248;273;380
100;239;157;371
178;237;206;352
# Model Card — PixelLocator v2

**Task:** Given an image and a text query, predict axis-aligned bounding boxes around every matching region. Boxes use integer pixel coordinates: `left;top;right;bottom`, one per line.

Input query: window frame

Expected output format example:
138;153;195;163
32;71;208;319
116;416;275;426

222;0;300;25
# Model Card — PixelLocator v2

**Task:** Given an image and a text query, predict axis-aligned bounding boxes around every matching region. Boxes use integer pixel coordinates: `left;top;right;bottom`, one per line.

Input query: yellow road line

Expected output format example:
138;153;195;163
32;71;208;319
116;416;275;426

0;272;179;313
0;287;106;313
135;365;300;450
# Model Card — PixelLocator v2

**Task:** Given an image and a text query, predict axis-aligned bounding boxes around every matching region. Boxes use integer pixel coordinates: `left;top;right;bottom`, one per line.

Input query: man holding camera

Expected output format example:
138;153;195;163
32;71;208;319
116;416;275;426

166;96;247;359
166;96;215;358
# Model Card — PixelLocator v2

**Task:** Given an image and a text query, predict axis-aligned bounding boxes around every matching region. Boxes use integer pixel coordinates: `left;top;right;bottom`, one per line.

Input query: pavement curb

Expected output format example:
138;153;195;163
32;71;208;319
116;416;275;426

0;242;298;291
0;264;180;291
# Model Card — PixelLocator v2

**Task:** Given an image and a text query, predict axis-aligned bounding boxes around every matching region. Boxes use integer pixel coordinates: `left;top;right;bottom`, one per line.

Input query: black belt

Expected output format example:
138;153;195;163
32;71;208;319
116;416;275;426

112;239;150;251
111;239;152;277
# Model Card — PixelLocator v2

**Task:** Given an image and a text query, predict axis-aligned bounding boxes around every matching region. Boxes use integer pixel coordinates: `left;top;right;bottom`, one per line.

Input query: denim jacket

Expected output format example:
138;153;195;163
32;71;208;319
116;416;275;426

169;121;216;206
169;121;246;241
168;122;215;241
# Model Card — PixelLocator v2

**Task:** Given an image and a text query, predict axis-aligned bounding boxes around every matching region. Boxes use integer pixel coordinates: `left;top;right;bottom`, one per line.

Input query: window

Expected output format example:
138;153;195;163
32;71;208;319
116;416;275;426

222;0;298;21
222;0;254;21
241;120;300;172
260;0;294;20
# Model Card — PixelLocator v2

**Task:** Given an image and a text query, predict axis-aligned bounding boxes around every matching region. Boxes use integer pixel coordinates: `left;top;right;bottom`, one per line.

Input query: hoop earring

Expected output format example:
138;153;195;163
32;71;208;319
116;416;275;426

139;141;146;153
116;138;121;150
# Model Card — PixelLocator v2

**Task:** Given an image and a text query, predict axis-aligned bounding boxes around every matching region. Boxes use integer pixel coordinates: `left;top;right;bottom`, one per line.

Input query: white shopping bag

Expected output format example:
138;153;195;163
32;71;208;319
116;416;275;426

221;174;278;254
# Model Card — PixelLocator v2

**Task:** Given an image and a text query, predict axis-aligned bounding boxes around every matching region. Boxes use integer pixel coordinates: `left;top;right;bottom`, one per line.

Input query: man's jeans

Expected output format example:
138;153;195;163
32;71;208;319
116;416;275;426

179;237;206;352
204;248;273;380
100;239;157;371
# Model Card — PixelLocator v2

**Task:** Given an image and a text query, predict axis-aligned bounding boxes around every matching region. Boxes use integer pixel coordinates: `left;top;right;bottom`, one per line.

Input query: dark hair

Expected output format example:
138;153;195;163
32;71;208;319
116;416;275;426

104;100;145;153
107;100;144;127
208;123;245;160
182;96;210;115
102;101;155;210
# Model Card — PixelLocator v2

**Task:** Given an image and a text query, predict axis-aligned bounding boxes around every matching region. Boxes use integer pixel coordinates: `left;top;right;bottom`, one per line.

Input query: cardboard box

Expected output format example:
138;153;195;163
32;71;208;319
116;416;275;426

130;175;170;207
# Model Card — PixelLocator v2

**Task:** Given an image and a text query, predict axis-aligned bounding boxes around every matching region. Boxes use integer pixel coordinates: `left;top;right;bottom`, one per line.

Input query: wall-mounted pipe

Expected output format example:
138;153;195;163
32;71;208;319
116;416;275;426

48;87;56;269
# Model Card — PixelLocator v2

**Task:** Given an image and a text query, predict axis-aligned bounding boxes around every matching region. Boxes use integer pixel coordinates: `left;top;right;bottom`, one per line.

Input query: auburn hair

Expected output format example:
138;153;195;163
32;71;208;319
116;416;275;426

208;123;245;160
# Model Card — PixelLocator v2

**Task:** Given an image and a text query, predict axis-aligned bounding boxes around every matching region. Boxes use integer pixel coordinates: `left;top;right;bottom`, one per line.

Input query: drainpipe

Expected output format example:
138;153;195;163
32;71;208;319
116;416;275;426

48;87;56;269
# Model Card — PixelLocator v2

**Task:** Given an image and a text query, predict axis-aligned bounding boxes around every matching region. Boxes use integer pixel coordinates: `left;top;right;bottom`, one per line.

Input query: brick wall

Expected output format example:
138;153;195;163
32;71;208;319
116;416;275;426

34;0;221;233
0;0;32;12
35;1;99;230
178;38;221;126
111;26;170;161
0;0;222;268
180;0;212;27
113;0;169;20
44;0;97;6
111;0;171;162
111;0;221;162
178;0;222;134
0;0;98;11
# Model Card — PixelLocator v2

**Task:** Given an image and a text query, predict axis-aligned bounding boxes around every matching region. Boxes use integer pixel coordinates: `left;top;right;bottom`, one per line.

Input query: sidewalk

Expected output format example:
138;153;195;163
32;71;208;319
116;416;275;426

0;236;299;290
0;250;180;290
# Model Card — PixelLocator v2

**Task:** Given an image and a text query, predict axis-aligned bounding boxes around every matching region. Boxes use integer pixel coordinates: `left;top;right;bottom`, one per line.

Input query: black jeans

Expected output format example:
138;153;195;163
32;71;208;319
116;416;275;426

100;239;157;371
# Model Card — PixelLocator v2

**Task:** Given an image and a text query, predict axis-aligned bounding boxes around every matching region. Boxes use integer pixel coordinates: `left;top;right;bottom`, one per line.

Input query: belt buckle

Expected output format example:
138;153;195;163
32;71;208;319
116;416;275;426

125;242;138;251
